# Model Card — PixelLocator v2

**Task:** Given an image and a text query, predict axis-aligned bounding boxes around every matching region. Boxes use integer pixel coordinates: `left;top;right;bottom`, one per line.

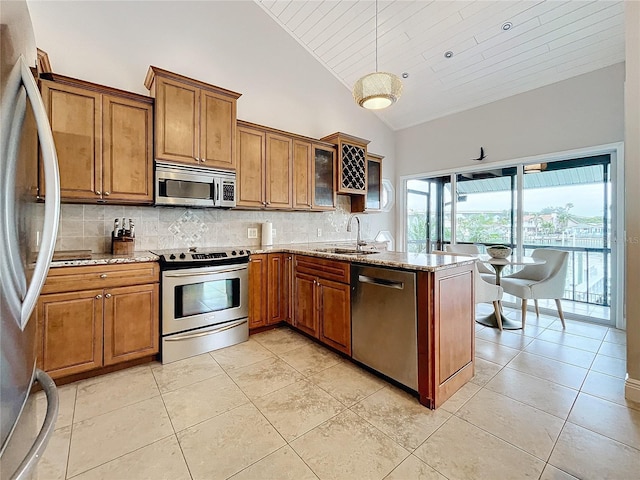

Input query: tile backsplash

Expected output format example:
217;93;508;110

50;196;392;253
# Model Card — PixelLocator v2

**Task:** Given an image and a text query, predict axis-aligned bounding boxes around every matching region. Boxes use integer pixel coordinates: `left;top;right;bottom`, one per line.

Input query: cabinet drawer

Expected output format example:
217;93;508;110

42;262;159;294
294;255;349;284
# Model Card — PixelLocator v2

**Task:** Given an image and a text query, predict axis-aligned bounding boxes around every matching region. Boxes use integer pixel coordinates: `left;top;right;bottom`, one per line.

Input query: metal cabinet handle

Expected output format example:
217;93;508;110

104;293;112;298
95;190;101;195
100;274;107;278
104;191;110;196
95;294;102;299
201;158;206;162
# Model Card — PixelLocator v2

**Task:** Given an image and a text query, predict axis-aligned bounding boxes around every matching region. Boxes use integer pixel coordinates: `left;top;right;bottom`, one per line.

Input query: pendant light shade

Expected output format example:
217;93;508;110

353;72;403;109
353;0;402;110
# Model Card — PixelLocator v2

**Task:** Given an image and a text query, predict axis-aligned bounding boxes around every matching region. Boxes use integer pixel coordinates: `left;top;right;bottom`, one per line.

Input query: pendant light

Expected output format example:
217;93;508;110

353;0;403;109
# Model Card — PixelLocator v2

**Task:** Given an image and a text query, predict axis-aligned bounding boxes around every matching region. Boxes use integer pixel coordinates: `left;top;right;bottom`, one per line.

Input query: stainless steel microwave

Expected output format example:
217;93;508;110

155;162;236;208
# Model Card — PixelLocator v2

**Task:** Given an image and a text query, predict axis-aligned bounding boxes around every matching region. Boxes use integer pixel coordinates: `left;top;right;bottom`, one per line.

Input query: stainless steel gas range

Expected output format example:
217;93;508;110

151;247;251;364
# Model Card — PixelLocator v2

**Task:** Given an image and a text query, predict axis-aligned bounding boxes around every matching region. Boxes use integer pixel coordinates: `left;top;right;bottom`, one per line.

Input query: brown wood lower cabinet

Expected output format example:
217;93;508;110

293;255;351;355
36;262;159;380
417;264;475;409
103;283;159;366
249;253;292;329
37;289;104;378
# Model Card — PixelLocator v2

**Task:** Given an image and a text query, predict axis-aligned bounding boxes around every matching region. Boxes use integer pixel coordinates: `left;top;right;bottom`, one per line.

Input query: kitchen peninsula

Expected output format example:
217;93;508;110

42;246;475;409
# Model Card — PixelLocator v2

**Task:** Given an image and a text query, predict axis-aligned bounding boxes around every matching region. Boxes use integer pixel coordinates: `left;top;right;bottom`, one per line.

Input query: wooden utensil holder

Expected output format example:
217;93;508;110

111;237;135;255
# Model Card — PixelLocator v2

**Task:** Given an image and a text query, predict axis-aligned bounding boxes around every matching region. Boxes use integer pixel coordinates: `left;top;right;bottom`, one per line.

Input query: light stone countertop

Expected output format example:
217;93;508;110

49;251;159;268
48;242;474;272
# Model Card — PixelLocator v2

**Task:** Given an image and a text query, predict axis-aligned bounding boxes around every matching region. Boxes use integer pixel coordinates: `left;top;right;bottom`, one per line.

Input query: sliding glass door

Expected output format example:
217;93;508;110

521;156;611;310
406;177;450;253
455;167;517;251
405;154;613;324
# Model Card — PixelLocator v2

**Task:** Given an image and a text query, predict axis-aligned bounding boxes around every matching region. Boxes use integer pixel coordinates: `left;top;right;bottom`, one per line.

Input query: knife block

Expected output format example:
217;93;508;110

111;237;135;255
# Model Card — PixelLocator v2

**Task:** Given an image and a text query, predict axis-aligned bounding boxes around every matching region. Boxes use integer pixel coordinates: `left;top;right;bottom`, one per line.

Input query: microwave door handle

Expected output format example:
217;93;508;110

215;179;219;204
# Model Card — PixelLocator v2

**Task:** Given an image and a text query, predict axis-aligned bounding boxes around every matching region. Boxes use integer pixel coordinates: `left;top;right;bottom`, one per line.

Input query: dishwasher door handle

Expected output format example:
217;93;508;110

358;275;404;290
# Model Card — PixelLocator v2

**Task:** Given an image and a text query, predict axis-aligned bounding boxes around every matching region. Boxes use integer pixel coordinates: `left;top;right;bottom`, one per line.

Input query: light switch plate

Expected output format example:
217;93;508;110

317;228;322;237
272;228;276;237
248;228;258;238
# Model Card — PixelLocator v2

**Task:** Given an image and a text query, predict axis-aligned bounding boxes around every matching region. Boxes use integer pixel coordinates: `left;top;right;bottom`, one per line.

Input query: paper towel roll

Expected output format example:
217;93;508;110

261;221;273;246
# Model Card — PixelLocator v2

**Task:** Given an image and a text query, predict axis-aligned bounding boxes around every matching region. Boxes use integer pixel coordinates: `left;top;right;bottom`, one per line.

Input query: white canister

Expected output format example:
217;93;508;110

261;221;273;246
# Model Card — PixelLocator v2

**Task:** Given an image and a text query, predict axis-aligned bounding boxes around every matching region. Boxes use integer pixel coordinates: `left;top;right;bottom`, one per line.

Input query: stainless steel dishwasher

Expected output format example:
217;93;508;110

351;264;418;390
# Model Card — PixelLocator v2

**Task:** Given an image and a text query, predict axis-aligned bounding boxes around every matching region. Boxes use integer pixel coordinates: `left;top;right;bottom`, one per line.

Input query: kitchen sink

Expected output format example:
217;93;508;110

314;247;380;255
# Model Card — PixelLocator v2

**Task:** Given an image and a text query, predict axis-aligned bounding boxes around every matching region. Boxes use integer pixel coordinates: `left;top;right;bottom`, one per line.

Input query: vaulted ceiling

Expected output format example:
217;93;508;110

257;0;625;130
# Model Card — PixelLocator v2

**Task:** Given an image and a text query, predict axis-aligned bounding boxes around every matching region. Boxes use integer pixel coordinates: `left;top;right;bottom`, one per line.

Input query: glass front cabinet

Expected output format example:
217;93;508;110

352;153;383;213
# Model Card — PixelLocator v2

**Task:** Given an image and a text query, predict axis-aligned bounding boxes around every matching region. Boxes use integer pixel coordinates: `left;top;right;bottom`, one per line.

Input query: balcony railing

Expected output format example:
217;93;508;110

407;240;611;307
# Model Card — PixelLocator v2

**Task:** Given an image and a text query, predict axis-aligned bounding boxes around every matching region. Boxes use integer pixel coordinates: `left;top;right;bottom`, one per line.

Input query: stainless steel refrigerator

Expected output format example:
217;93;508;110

1;1;61;478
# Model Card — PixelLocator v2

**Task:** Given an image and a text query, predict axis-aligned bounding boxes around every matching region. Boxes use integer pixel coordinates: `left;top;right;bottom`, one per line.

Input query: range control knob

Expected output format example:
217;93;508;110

169;254;176;260
239;250;244;255
246;250;251;255
231;251;237;255
179;253;186;259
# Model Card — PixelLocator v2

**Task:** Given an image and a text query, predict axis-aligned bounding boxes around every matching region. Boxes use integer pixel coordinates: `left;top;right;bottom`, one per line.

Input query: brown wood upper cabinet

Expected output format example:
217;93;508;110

39;74;153;204
236;121;292;209
351;153;383;213
35;262;160;380
291;140;337;211
321;132;370;196
237;121;336;211
145;67;241;170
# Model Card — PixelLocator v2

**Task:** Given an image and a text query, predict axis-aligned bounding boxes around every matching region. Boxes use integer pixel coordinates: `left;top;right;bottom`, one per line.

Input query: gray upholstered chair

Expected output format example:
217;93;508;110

501;248;569;328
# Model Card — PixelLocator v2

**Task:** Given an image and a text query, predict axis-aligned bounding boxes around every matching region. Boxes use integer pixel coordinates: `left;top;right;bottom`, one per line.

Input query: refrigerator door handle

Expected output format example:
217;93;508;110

18;56;60;327
11;369;59;480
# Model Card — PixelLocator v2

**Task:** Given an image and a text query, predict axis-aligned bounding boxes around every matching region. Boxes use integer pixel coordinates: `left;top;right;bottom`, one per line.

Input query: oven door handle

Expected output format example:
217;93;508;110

164;319;247;341
164;266;247;278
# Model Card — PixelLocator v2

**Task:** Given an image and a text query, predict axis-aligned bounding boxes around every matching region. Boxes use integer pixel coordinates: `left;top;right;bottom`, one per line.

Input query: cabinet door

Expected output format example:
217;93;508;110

312;145;336;210
265;133;293;208
102;95;153;203
267;254;287;324
318;278;351;355
293;140;312;209
283;254;293;324
293;273;318;337
248;254;268;328
154;77;199;164
351;155;382;213
200;90;236;170
40;80;101;200
237;127;266;208
103;283;159;366
37;290;104;379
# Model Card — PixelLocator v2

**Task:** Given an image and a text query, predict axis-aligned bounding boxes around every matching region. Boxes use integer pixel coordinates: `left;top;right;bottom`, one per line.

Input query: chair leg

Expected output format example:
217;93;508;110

493;301;503;331
555;299;566;329
534;299;540;317
521;299;527;328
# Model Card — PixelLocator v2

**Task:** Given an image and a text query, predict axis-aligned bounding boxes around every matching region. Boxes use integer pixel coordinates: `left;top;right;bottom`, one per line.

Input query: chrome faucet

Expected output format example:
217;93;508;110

347;214;366;252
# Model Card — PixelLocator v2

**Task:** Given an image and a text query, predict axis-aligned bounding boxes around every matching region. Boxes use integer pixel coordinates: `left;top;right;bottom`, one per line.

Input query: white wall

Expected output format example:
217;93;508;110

395;63;624;177
27;0;396;244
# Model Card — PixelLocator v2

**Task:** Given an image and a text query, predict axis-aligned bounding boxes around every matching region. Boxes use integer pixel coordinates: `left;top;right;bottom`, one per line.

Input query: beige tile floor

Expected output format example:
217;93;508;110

34;306;640;480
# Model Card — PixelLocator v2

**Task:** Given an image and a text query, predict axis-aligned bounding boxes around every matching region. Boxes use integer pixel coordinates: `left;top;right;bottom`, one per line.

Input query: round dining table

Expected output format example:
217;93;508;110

476;254;546;330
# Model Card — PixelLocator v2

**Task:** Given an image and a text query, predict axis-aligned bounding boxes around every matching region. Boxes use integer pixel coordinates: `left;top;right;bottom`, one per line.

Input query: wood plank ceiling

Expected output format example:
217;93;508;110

256;0;625;131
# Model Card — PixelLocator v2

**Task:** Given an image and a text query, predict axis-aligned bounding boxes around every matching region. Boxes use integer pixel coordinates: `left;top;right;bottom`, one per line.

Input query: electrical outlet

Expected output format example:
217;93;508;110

272;228;276;237
317;228;322;237
248;227;258;239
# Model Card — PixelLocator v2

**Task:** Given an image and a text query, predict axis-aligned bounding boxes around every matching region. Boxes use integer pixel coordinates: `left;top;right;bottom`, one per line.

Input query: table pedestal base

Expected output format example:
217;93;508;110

476;313;523;330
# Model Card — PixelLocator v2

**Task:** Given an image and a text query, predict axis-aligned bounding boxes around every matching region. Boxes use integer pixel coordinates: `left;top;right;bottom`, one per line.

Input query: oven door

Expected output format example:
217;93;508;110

161;264;248;335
